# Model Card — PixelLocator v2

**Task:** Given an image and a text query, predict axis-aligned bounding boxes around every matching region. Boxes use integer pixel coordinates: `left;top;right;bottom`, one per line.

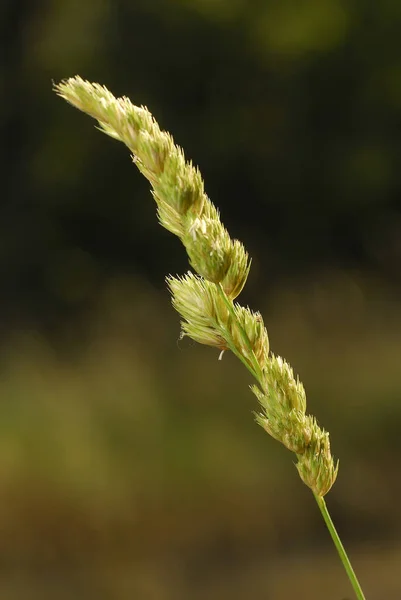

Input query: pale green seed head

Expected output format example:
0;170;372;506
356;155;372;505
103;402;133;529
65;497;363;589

200;197;221;222
261;354;307;414
220;240;251;300
55;78;338;498
255;407;309;454
152;192;184;237
167;272;228;349
134;129;173;179
154;158;205;220
231;305;269;368
55;77;208;233
183;216;233;283
296;423;338;497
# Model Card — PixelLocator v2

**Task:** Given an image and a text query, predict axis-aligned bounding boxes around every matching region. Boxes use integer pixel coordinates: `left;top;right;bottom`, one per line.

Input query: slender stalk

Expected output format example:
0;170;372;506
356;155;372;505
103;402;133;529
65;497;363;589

314;493;366;600
218;332;259;381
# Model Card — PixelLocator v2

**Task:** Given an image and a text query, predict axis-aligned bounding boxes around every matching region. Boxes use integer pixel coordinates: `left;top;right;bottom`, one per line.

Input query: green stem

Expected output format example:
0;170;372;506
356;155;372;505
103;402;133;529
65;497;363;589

220;335;259;381
314;493;366;600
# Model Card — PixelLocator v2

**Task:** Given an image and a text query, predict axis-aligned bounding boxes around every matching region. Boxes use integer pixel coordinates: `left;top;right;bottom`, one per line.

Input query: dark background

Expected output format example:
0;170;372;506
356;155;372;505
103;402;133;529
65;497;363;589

1;0;401;598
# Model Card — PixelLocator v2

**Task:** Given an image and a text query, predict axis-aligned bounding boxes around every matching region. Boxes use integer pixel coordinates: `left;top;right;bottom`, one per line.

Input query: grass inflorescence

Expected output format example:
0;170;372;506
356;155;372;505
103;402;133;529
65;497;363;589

55;77;366;599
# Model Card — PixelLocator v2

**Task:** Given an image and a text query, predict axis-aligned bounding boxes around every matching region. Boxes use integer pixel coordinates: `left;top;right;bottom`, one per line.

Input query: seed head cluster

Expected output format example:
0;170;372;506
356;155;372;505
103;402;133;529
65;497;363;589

55;77;338;497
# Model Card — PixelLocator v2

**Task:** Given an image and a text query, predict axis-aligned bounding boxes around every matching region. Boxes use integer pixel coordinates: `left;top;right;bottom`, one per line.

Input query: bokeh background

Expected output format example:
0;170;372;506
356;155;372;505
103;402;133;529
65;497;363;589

2;1;401;598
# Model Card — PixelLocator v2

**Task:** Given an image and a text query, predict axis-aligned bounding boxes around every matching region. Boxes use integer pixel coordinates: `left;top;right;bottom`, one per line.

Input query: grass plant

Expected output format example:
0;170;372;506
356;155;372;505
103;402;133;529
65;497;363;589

55;77;366;599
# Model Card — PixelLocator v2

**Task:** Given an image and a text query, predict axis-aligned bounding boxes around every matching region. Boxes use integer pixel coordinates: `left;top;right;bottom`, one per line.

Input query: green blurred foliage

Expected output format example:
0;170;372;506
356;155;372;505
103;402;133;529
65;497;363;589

2;0;401;597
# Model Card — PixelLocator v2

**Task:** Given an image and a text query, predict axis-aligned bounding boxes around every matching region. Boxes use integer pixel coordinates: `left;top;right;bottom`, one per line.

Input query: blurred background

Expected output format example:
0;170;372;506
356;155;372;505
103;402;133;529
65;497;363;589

2;0;401;598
